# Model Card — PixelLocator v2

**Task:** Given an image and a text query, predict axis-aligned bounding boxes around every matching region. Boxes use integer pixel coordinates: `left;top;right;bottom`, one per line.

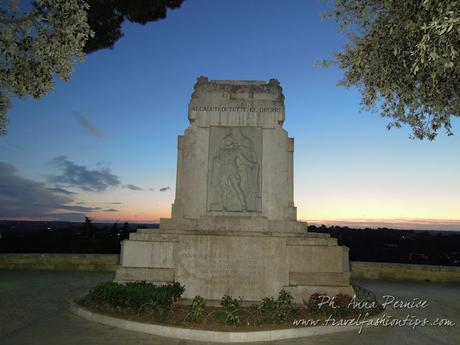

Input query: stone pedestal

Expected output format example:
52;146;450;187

116;77;353;302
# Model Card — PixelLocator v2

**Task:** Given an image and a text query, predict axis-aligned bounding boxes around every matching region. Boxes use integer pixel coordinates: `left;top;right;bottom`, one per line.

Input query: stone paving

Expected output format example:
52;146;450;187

0;270;459;345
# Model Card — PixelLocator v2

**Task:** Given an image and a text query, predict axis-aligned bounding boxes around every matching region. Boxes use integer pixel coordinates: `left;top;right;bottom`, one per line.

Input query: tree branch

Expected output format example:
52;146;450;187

0;13;35;25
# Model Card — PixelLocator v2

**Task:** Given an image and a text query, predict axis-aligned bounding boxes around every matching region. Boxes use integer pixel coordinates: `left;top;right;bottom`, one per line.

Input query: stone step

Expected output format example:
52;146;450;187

115;267;175;283
287;237;337;246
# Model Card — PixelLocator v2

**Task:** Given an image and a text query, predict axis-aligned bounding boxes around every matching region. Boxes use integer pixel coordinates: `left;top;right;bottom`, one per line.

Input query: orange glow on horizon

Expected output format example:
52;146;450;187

89;207;171;223
302;218;460;231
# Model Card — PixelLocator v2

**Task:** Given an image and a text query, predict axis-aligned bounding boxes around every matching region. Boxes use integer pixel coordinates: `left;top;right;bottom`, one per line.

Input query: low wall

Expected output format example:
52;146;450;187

0;253;119;272
0;254;459;283
351;261;460;283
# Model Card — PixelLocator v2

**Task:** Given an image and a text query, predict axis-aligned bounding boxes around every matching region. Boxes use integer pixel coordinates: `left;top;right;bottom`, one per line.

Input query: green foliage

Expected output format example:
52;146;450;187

259;296;281;323
324;0;460;140
258;289;298;323
0;0;93;135
278;289;295;309
81;281;185;311
80;286;382;327
0;0;184;135
217;295;242;325
0;93;9;135
186;295;206;322
220;295;241;310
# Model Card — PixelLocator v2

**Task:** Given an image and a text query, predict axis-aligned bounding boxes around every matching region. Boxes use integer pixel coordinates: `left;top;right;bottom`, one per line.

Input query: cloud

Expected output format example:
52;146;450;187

0;161;123;221
47;187;78;195
148;188;155;191
49;156;121;192
159;186;171;192
0;162;84;219
59;205;101;212
72;111;103;138
124;184;143;191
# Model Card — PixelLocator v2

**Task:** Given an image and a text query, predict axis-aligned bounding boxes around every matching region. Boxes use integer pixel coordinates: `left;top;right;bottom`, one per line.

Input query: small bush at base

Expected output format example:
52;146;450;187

258;290;299;323
186;295;206;322
77;284;382;329
216;295;242;325
79;281;185;312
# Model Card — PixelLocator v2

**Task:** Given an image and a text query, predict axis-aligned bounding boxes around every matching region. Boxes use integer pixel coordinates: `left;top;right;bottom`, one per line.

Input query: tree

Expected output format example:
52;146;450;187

0;0;184;135
84;0;184;53
81;216;95;238
1;0;92;135
324;0;459;140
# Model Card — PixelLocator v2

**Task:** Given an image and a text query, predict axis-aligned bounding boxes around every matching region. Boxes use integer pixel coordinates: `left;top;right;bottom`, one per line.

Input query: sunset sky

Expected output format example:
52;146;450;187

1;0;459;230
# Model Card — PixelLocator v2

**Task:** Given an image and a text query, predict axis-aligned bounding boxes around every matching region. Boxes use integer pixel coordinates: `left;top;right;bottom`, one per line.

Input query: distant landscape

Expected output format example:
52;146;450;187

1;220;459;267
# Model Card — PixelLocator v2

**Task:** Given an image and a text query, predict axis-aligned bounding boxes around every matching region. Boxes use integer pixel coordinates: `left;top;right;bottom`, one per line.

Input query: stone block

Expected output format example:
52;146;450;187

175;234;287;301
116;267;175;283
121;241;175;268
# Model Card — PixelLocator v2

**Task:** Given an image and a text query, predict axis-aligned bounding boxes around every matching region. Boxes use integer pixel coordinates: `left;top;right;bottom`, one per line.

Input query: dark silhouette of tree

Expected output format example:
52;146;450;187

81;216;96;239
121;222;130;238
84;0;185;53
110;221;119;236
84;216;93;225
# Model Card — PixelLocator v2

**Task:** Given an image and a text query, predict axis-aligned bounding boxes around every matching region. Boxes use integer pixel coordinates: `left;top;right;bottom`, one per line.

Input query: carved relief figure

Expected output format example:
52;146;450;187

209;128;259;212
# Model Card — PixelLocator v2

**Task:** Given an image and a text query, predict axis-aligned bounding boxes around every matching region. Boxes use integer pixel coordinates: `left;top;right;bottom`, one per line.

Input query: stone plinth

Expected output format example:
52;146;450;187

116;77;353;302
116;227;353;302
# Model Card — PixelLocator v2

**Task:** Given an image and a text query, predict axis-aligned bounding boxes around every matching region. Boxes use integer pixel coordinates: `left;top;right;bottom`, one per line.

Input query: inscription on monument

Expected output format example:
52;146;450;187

207;127;261;213
181;248;264;288
191;105;281;113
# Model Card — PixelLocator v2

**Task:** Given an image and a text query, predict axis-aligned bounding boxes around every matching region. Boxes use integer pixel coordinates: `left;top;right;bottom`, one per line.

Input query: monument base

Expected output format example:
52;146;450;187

115;217;354;303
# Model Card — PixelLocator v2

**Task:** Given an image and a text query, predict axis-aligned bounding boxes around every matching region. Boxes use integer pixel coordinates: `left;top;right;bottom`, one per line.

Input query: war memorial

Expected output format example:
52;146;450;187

115;77;354;302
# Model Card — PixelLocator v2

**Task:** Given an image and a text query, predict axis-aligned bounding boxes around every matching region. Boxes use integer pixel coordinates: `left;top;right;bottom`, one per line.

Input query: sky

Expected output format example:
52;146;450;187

1;0;459;230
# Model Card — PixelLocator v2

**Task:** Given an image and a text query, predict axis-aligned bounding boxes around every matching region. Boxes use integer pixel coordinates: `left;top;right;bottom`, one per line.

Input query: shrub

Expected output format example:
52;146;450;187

334;293;353;317
277;289;298;317
278;289;294;307
186;295;206;322
81;281;185;311
221;295;241;309
258;290;297;323
217;295;242;325
306;292;331;315
259;296;281;323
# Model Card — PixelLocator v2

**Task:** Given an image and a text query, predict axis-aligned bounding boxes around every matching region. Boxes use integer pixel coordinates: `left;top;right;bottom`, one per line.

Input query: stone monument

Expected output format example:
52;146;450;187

116;77;354;302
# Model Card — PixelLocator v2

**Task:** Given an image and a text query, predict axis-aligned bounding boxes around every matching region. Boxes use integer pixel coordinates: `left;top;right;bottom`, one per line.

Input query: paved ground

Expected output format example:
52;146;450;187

0;270;459;345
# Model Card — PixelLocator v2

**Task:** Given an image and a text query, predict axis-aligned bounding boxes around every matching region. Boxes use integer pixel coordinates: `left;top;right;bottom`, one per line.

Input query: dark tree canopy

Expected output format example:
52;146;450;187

0;0;184;135
84;0;185;53
325;0;459;140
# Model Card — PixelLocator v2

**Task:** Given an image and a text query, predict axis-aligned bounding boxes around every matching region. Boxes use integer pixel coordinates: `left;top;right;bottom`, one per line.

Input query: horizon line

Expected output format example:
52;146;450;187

2;217;460;231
